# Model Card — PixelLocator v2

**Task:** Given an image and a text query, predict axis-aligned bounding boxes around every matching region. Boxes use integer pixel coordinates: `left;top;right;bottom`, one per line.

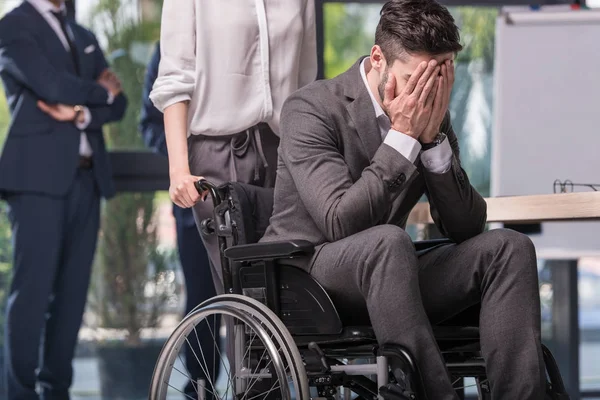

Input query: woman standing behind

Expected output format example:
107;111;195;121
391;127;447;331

150;0;317;289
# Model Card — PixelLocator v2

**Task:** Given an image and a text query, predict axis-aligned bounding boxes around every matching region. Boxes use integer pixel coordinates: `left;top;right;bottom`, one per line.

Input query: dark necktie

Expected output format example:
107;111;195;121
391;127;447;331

51;11;80;76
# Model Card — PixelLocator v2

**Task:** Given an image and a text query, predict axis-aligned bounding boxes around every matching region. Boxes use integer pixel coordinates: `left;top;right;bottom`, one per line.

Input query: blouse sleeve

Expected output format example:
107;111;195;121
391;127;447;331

298;0;318;87
149;0;197;112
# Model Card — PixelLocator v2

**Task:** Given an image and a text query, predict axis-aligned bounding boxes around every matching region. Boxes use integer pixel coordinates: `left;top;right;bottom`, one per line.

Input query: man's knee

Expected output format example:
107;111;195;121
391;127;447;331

359;225;414;272
480;228;537;273
367;224;414;253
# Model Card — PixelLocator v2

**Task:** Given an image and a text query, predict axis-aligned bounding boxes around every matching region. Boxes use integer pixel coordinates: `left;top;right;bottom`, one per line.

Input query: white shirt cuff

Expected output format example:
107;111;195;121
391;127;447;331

75;106;92;130
421;138;452;174
383;129;422;163
107;91;115;105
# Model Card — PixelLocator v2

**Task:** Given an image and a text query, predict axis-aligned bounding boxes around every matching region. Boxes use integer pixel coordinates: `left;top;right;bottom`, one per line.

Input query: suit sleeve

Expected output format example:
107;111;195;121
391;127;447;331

281;91;419;243
423;112;487;243
0;16;111;106
83;34;127;131
138;42;168;156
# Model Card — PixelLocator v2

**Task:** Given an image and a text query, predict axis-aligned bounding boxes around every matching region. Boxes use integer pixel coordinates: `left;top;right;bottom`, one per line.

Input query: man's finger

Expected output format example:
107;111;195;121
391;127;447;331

425;76;439;107
383;73;396;105
403;61;428;94
446;61;454;102
419;67;440;104
99;69;110;80
37;100;51;113
435;76;445;113
411;60;438;98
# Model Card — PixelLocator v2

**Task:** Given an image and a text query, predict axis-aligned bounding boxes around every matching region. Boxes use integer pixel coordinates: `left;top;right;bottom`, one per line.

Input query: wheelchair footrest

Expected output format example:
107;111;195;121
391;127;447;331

379;384;416;400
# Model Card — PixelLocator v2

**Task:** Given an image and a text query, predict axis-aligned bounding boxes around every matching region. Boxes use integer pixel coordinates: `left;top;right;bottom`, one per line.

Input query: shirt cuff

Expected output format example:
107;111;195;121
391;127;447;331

75;106;92;130
107;91;115;105
421;138;452;174
383;129;422;164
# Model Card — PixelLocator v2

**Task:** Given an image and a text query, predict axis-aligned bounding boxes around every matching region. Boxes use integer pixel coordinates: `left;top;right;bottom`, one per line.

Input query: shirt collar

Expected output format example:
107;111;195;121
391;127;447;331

27;0;66;15
359;58;386;119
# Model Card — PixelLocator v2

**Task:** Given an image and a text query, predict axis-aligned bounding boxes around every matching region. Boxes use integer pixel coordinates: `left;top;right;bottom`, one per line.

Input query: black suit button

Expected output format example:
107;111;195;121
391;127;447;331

456;171;465;188
389;173;406;190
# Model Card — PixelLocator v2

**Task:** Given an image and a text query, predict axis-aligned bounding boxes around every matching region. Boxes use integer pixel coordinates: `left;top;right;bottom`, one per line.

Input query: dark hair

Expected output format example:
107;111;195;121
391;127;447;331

375;0;463;63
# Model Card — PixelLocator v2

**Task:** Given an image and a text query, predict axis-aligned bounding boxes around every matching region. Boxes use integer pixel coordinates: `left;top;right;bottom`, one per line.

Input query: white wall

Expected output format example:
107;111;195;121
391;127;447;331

492;7;600;253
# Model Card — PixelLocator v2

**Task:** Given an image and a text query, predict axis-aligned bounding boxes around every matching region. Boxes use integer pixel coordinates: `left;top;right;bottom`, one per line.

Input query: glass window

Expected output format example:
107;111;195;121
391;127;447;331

579;257;600;391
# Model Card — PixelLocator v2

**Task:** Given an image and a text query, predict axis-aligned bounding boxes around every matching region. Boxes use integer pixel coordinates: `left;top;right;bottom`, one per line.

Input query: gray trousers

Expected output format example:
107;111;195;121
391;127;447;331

310;226;545;400
188;123;279;293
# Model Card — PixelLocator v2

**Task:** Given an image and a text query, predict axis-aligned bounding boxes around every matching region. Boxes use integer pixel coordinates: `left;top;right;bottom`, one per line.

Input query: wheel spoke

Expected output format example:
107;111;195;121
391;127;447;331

150;297;307;400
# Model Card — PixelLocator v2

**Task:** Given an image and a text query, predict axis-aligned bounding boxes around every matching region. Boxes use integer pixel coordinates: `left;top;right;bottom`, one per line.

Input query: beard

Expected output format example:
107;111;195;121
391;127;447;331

377;68;389;105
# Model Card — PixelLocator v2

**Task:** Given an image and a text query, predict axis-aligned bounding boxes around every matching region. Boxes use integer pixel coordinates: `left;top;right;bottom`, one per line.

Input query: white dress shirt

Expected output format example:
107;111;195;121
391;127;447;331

27;0;93;157
150;0;317;137
360;59;452;174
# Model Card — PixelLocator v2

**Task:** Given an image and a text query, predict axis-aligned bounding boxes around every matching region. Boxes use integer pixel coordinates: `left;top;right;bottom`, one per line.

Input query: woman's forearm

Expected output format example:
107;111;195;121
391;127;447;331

164;101;191;178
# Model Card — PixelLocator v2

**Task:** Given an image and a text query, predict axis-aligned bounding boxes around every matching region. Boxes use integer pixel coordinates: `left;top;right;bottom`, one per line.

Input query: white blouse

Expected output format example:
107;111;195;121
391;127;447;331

150;0;317;137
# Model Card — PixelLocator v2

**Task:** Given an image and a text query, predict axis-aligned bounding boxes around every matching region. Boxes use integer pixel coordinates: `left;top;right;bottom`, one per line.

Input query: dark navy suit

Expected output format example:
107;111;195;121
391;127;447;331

0;2;126;399
139;42;219;398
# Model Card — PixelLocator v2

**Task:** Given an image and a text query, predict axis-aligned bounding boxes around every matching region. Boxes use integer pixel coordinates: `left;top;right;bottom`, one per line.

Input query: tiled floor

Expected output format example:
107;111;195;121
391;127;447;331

70;343;600;399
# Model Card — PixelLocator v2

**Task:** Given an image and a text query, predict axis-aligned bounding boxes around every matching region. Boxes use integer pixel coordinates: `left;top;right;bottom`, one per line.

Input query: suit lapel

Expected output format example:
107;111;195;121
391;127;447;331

342;58;383;161
22;2;78;76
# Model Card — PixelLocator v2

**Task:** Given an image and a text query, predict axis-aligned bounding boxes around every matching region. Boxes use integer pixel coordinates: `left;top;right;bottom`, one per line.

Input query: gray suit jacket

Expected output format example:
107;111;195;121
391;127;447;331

261;57;487;261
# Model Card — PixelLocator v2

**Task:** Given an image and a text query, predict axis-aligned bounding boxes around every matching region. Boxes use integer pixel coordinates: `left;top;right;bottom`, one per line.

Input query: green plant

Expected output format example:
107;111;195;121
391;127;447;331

324;3;375;79
0;81;13;356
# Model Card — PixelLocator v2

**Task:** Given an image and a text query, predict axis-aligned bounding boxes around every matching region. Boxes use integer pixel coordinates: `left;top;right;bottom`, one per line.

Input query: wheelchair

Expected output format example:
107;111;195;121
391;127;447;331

149;180;570;400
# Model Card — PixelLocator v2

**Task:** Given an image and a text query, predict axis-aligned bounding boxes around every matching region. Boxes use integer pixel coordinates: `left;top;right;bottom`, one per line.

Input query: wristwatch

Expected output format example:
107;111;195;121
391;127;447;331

421;132;447;151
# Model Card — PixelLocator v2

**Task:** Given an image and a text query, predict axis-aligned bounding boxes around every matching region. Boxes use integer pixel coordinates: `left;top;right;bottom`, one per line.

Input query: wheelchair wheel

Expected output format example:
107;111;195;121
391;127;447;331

149;295;309;400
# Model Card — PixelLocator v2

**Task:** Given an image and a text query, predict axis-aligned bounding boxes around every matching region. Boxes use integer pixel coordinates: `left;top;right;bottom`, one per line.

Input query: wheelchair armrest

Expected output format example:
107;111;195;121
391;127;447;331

224;240;315;262
413;238;453;251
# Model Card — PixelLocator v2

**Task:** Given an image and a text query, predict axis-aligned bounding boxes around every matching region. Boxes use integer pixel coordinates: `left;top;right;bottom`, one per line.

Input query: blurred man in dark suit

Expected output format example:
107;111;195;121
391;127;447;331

140;41;220;399
0;0;127;398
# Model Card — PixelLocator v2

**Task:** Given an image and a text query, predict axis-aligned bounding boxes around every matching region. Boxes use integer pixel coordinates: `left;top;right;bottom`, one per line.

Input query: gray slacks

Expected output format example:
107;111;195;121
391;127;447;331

310;226;545;400
188;123;279;292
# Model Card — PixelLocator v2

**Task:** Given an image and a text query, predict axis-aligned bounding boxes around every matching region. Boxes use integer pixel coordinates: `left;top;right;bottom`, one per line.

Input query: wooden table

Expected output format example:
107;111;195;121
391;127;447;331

407;191;600;400
408;191;600;225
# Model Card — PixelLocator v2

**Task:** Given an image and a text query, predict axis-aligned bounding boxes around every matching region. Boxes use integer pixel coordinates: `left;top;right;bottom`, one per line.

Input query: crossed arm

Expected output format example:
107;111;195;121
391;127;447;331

1;24;128;130
0;18;112;106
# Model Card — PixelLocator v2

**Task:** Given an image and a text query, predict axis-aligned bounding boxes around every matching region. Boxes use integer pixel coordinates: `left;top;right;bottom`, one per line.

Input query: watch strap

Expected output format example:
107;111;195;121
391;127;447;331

421;132;446;151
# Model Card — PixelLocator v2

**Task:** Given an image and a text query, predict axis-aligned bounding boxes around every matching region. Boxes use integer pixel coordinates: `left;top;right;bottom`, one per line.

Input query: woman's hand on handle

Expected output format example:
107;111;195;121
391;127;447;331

169;173;205;208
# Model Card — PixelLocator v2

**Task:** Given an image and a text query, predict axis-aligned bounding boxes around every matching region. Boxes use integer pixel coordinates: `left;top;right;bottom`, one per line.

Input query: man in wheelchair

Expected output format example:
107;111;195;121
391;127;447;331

258;0;545;399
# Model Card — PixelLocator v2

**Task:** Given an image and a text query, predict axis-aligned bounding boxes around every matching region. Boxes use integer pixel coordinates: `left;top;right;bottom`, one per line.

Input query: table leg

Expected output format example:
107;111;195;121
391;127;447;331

547;259;580;400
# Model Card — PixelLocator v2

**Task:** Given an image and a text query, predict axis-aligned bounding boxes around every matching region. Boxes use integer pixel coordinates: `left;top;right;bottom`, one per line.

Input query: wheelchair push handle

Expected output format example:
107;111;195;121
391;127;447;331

194;178;222;205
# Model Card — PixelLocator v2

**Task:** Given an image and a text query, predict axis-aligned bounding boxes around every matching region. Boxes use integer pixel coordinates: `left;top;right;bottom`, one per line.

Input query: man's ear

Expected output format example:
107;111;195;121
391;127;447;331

370;45;386;73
